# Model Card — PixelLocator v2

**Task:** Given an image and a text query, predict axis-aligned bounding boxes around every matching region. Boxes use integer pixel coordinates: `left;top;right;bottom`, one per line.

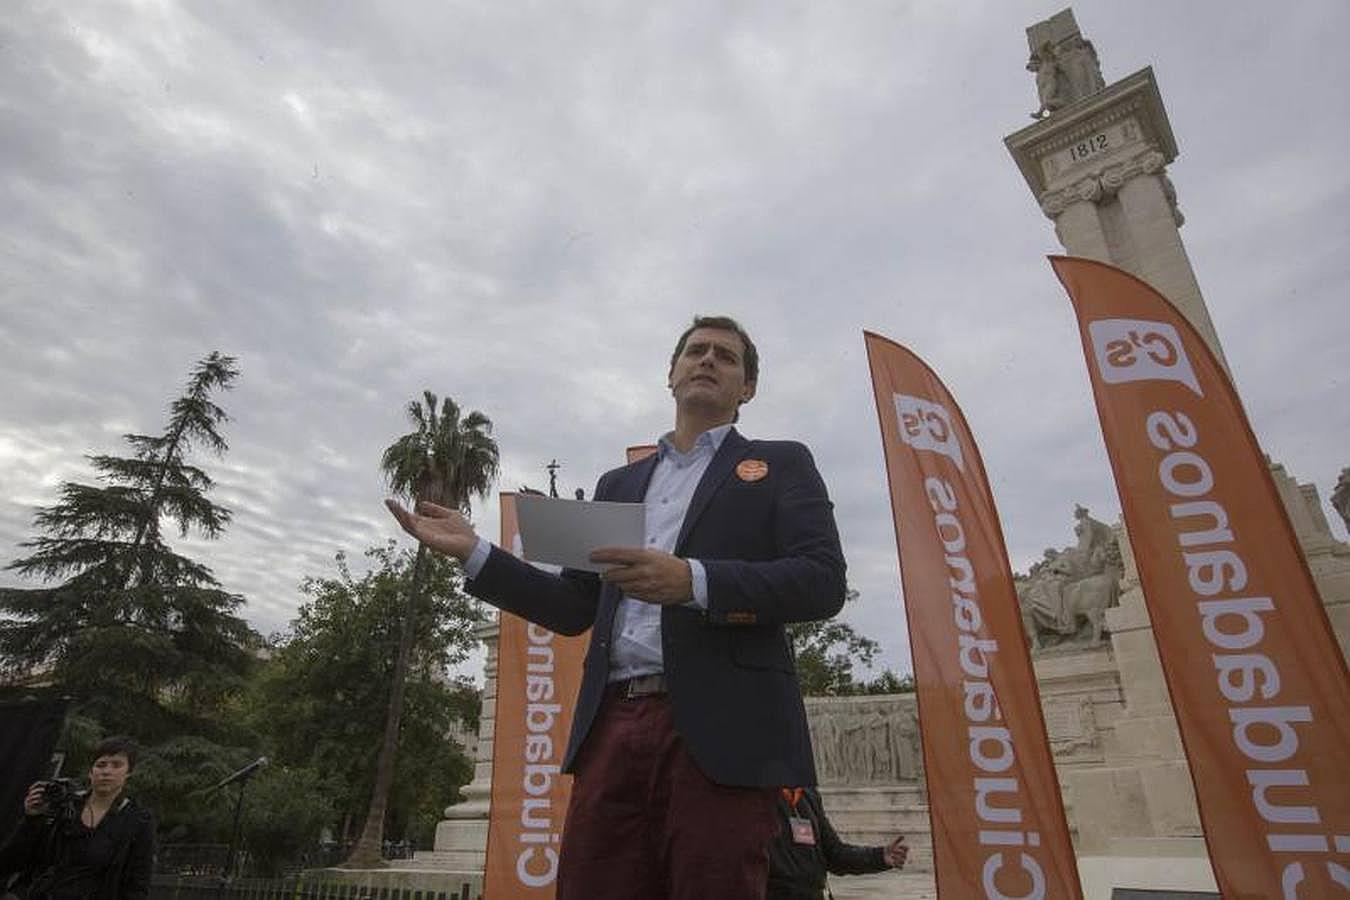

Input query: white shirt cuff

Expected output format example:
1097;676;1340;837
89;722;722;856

464;536;492;578
685;558;708;610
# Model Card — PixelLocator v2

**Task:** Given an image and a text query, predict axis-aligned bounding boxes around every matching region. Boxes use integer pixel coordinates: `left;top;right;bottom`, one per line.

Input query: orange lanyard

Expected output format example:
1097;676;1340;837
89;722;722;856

781;787;803;812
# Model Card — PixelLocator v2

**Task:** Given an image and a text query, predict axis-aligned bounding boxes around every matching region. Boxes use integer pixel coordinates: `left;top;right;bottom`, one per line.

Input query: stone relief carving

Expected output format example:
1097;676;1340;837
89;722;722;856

807;701;923;785
1044;695;1102;756
806;685;1116;784
1016;505;1122;652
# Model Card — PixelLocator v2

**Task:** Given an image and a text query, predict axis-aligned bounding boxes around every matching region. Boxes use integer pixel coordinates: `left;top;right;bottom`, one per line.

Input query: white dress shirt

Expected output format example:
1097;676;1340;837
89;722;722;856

464;424;730;682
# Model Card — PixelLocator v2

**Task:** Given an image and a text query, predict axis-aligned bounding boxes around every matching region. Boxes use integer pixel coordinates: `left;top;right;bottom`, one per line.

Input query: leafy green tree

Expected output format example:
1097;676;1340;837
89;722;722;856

128;735;332;876
251;541;484;859
787;588;912;696
388;676;479;848
787;588;880;695
346;392;498;866
0;353;258;740
859;669;916;695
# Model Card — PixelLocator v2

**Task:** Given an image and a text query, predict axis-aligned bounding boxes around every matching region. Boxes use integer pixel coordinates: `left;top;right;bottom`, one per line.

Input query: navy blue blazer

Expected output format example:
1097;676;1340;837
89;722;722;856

466;428;847;787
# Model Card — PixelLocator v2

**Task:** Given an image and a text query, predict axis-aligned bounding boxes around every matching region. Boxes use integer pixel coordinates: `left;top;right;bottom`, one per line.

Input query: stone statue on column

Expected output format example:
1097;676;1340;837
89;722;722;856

1058;35;1105;100
1016;505;1122;651
1029;41;1069;119
1332;468;1350;533
1026;9;1105;119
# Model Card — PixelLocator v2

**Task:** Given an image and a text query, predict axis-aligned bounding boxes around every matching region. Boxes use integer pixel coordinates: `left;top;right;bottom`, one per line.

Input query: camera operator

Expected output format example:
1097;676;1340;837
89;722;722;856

0;737;155;900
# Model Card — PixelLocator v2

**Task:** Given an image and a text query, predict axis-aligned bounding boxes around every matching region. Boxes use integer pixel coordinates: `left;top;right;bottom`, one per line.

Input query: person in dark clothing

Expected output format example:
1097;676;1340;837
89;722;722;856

0;736;155;900
767;786;907;900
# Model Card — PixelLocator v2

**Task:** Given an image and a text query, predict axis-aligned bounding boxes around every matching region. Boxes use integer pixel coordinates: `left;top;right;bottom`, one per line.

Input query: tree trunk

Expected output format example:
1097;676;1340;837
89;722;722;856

343;545;429;868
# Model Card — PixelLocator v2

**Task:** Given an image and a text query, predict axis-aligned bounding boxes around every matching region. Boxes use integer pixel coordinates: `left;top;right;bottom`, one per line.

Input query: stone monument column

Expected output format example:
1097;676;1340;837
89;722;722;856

1009;70;1229;374
1045;182;1110;262
1003;7;1350;864
1008;31;1218;847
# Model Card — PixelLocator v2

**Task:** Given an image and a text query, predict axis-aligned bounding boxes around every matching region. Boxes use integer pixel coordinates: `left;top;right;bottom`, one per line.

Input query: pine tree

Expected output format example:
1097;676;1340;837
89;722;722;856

0;352;258;739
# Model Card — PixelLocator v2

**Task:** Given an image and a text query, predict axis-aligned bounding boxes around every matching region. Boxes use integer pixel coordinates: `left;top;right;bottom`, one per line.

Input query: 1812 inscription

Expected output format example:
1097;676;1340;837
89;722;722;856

1041;118;1140;183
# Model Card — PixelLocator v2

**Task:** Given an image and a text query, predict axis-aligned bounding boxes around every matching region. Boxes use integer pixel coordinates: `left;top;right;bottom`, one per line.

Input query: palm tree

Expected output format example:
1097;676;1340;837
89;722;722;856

345;391;499;867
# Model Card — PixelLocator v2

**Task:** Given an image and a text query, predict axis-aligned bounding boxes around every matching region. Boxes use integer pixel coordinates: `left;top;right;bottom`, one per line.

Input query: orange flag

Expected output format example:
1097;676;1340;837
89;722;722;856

864;332;1083;899
626;444;658;464
483;493;590;898
1051;256;1350;896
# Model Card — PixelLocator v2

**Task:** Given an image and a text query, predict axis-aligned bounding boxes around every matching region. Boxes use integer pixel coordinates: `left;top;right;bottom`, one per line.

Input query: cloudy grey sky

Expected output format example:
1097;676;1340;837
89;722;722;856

3;1;1347;681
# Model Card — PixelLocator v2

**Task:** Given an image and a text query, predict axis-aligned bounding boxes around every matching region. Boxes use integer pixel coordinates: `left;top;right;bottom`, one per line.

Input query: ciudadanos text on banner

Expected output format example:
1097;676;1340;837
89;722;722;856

864;331;1083;900
1051;256;1350;897
484;493;590;899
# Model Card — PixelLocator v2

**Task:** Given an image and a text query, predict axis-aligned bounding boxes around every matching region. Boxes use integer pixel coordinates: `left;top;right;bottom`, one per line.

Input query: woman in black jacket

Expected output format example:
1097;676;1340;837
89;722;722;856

766;786;907;900
0;736;155;900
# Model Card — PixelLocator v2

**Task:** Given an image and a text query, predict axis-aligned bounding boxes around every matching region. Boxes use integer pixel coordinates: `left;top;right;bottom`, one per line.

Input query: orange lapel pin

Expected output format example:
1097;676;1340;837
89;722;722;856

736;459;769;482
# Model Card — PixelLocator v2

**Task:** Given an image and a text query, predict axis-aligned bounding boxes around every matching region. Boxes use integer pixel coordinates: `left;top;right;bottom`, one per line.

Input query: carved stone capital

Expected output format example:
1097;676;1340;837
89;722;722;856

1099;148;1169;200
1039;176;1101;218
1074;176;1102;202
1098;166;1126;200
1039;191;1071;218
1039;147;1179;218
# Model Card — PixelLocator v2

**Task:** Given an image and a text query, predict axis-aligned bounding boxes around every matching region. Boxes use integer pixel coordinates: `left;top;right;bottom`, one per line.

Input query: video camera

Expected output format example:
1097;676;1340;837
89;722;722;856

36;777;86;822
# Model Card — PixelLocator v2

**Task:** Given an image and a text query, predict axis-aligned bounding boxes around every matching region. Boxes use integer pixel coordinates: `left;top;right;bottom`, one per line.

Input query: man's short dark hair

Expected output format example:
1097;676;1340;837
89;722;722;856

669;315;759;385
92;735;140;770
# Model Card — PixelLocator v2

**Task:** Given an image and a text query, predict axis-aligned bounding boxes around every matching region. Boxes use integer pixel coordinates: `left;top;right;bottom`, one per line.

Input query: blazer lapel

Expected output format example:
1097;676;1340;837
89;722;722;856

675;428;751;553
611;452;660;503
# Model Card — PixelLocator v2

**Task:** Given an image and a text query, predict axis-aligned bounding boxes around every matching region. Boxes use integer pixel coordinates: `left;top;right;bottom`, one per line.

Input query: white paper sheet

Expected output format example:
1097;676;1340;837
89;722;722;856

514;494;645;573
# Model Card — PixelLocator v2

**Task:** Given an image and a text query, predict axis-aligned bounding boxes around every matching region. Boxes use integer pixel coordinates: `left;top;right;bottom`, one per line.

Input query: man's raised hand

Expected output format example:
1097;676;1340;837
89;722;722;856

385;498;478;562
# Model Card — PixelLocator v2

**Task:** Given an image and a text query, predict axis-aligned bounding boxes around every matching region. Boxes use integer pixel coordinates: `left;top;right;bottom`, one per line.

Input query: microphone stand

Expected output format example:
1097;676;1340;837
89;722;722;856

209;759;266;899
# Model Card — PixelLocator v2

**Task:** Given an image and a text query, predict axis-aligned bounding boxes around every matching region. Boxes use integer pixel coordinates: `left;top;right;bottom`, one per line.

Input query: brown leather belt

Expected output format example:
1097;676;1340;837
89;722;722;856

610;673;667;699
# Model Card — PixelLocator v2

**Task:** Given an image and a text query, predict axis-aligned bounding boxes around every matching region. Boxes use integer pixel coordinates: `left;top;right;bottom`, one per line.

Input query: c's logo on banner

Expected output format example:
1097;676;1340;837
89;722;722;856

1088;318;1203;396
894;394;964;471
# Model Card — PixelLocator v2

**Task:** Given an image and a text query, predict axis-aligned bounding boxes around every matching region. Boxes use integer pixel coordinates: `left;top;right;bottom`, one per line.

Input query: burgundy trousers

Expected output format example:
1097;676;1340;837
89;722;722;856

556;689;778;900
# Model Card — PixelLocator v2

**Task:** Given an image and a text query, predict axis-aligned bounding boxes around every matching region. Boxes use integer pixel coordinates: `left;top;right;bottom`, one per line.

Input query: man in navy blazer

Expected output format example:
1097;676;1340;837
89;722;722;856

387;316;847;900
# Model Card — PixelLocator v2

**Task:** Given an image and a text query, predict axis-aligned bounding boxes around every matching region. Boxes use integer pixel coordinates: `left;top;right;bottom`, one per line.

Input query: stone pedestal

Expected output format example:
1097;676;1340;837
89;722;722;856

427;617;500;873
1076;840;1220;899
1270;459;1350;660
1031;644;1125;767
804;662;1127;873
317;866;483;898
1078;469;1350;856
